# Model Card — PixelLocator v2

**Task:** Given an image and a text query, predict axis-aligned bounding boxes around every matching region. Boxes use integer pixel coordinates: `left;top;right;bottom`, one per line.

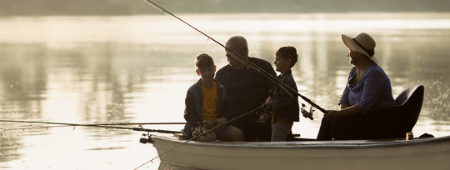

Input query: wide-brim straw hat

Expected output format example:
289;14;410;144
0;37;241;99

342;32;379;63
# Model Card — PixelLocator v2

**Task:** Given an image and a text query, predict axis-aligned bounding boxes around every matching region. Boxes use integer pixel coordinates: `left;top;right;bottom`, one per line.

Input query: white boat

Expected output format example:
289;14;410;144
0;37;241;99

144;85;446;169
149;135;450;170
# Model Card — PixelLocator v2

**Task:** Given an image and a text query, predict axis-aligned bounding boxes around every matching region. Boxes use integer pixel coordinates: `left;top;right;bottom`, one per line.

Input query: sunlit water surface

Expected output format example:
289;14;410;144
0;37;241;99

1;13;450;169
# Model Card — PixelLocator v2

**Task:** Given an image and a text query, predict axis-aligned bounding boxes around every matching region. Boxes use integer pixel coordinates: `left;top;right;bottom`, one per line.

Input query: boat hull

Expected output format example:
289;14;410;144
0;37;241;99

151;136;450;170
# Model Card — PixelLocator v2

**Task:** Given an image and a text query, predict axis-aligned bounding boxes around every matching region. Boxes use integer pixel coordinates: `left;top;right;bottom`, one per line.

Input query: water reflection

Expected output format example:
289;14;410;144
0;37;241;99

0;14;450;169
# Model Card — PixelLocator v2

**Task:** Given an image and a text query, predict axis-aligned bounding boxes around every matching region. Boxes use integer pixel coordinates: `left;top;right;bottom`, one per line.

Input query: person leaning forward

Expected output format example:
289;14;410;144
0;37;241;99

317;32;395;140
216;35;277;141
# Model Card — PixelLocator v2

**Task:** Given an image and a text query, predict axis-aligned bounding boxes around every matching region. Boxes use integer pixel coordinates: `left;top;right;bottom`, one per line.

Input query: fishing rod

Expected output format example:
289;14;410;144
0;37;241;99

0;119;202;126
0;119;188;133
2;124;182;132
145;0;320;117
134;106;265;170
3;125;75;131
143;0;327;114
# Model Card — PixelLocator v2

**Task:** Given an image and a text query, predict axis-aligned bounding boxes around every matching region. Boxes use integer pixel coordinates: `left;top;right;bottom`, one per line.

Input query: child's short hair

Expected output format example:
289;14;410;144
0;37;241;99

195;53;215;69
275;46;298;67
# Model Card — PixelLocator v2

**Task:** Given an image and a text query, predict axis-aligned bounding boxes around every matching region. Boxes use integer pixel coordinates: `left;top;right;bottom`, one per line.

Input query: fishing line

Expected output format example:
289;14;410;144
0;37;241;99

143;0;293;100
2;124;184;132
3;125;73;131
137;1;325;168
0;120;201;126
143;0;326;114
0;120;181;133
134;106;264;170
145;0;306;113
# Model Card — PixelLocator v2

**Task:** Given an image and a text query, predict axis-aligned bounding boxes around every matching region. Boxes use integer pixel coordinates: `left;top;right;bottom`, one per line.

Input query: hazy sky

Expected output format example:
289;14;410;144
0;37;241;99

1;0;449;16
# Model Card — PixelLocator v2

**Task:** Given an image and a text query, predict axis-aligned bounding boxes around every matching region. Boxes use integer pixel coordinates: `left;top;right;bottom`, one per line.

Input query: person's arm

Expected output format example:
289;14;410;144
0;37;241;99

271;77;297;111
339;103;351;110
326;67;358;122
263;96;272;108
325;105;362;122
353;70;385;115
338;68;354;107
327;69;386;121
184;90;202;123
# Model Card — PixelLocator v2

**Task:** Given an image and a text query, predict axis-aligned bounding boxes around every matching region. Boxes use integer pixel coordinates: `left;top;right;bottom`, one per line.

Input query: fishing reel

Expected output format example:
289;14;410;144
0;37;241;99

191;126;209;138
139;132;154;144
254;105;271;123
301;105;315;120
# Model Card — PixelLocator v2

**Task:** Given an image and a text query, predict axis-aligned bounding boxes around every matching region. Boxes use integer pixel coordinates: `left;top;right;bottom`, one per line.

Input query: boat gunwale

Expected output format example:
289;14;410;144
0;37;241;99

150;135;450;149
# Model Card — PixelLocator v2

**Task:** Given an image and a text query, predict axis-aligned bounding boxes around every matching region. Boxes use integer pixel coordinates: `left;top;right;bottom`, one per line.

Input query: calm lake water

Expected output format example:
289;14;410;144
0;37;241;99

1;13;450;169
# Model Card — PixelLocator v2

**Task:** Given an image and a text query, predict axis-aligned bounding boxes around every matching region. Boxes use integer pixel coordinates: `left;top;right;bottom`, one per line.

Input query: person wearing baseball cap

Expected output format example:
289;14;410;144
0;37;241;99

317;32;395;140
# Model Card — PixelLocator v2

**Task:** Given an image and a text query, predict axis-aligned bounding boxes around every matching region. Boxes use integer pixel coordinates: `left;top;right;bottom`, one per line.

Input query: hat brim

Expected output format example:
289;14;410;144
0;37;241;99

342;34;379;63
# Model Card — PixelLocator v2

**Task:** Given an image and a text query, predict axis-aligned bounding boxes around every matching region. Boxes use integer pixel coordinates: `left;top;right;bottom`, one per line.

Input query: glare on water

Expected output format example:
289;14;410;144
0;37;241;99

1;13;450;169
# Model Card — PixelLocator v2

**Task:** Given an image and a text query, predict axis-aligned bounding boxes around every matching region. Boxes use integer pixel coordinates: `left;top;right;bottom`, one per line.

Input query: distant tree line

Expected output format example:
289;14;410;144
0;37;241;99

0;0;449;16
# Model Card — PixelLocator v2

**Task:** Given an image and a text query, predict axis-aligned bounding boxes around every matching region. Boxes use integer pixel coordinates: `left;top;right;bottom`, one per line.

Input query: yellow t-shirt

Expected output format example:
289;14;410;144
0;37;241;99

200;81;219;121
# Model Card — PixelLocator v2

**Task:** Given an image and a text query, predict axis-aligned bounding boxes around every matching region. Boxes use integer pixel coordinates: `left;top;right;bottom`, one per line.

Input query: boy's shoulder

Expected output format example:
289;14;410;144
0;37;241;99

283;70;295;80
188;79;201;92
280;70;297;88
187;79;225;92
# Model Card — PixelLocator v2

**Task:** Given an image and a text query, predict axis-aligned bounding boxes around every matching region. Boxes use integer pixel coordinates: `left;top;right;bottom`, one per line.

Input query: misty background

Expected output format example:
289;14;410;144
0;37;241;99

1;0;450;16
1;0;450;169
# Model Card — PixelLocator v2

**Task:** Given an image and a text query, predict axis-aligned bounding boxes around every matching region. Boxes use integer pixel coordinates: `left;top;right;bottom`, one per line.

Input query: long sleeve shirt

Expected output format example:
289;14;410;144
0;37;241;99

184;79;232;122
339;63;395;115
270;70;299;122
215;57;276;121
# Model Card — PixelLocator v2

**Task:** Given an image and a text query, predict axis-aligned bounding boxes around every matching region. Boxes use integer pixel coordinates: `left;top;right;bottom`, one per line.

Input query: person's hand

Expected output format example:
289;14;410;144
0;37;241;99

203;120;215;129
216;117;227;128
262;101;271;110
255;101;270;116
262;97;272;110
259;114;270;123
324;110;340;122
301;107;314;120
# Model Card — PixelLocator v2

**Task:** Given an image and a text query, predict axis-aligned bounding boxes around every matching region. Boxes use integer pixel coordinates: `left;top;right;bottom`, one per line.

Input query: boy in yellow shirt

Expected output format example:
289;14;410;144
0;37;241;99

183;54;244;142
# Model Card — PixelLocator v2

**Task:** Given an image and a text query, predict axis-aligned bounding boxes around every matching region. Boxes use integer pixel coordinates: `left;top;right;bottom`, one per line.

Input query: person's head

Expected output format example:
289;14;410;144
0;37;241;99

195;53;216;83
274;46;298;74
225;35;249;69
346;50;373;66
342;32;378;65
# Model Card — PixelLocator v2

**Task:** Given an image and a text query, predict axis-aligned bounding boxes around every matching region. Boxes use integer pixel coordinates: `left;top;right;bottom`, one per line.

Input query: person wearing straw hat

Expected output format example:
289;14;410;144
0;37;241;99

317;32;395;140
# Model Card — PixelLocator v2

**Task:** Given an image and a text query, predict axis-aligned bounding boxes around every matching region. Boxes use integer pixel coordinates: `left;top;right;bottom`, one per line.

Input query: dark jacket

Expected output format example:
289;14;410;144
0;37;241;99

215;57;276;122
270;70;300;122
184;79;232;123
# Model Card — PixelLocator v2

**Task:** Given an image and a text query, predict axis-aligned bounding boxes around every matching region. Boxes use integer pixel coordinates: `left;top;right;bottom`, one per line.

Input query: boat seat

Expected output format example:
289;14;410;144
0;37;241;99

353;85;425;140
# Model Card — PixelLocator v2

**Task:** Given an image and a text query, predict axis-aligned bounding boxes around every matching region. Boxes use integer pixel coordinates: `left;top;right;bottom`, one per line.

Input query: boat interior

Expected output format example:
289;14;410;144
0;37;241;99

143;85;429;144
276;85;425;142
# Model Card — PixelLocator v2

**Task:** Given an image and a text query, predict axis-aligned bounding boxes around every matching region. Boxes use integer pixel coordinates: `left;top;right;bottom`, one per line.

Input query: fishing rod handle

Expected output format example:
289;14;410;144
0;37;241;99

275;82;327;114
300;96;327;114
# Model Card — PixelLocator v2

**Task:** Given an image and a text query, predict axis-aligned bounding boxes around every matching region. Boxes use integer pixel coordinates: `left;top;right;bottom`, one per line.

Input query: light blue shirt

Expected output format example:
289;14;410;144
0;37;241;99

339;63;395;115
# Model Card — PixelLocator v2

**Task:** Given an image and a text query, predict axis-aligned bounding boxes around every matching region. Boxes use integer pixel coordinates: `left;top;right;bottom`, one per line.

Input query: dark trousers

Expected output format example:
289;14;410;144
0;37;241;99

233;118;271;141
245;121;271;141
317;114;366;140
